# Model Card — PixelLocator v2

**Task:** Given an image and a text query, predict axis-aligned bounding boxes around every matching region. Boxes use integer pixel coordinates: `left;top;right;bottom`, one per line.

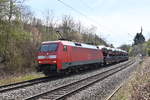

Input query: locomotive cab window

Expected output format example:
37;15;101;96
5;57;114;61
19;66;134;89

40;43;58;52
63;45;67;51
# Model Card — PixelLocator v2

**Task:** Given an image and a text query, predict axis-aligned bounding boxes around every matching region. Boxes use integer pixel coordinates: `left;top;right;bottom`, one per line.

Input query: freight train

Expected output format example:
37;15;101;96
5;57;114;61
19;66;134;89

36;40;128;76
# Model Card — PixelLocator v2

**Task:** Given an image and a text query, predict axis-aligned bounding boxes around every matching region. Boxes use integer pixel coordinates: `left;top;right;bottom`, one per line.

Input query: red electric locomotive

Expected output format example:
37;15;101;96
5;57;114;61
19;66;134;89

37;40;104;76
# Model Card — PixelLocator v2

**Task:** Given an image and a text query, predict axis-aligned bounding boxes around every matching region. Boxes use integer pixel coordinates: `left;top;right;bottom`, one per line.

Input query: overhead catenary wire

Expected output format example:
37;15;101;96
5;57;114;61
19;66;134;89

56;0;114;34
80;0;94;11
57;0;88;18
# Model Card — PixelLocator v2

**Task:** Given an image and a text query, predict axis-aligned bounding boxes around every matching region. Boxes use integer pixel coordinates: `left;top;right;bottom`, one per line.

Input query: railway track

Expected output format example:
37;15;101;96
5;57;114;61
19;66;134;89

0;63;117;93
0;76;52;93
105;58;142;100
24;60;135;100
0;60;132;94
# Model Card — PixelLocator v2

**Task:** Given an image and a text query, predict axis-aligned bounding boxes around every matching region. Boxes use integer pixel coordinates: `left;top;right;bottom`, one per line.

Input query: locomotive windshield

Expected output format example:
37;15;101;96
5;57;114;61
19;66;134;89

40;43;58;52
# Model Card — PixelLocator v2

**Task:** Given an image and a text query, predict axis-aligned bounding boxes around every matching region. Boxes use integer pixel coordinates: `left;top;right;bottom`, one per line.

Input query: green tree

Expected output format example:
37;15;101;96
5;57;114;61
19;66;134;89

134;27;145;45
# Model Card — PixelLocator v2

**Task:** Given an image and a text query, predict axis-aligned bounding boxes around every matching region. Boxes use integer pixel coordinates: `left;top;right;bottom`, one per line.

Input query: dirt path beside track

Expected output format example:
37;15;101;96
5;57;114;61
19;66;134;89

110;57;150;100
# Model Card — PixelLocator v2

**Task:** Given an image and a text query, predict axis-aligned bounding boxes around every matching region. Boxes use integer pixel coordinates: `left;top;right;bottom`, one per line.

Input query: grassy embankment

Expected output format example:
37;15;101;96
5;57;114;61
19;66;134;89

0;72;44;86
110;57;150;100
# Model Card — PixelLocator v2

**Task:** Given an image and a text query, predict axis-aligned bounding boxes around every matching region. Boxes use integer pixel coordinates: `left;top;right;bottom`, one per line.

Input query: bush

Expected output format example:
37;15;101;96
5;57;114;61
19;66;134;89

0;20;38;74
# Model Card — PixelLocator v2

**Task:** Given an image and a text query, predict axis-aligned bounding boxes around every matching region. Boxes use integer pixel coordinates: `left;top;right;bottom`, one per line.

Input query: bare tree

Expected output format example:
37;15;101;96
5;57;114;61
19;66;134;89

43;9;56;40
0;0;25;22
20;5;33;24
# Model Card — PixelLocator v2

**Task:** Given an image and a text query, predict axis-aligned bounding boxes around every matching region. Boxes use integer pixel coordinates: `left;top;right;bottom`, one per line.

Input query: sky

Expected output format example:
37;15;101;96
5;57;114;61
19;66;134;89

25;0;150;47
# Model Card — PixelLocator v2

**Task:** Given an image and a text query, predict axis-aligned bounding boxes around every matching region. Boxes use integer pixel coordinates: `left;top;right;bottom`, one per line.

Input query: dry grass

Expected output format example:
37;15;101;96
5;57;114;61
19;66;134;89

110;57;150;100
0;72;44;86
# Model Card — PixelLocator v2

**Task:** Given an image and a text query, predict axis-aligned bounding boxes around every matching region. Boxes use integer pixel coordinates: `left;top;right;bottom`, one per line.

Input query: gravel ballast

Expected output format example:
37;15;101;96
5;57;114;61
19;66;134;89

66;58;141;100
0;60;137;100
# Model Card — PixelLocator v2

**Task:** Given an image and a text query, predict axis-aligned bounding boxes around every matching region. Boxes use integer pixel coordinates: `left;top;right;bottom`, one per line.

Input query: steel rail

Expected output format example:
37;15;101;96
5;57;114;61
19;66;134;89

0;60;132;93
105;60;140;100
105;79;126;100
25;60;135;100
0;76;51;93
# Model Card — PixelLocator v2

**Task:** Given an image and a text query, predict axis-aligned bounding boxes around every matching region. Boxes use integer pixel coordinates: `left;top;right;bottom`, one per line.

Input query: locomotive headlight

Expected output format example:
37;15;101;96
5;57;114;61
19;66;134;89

38;56;46;59
38;61;42;63
48;55;57;59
